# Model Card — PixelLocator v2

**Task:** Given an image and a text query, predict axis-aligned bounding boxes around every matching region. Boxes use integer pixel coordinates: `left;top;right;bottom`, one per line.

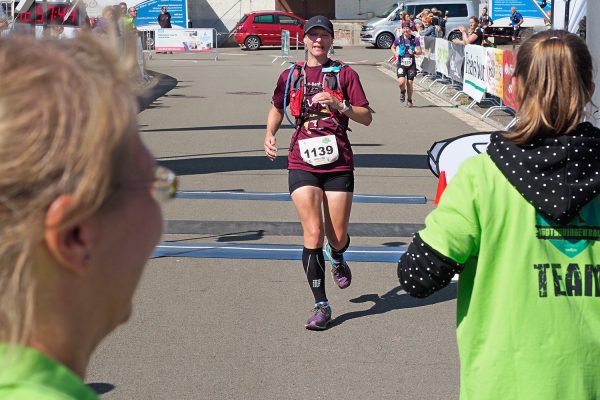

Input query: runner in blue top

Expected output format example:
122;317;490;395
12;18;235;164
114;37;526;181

390;21;422;108
510;6;524;42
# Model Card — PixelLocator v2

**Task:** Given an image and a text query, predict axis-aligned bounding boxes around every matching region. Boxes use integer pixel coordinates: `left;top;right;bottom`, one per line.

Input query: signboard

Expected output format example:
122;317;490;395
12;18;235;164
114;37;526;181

463;44;487;102
435;38;449;77
489;0;551;27
135;0;186;30
448;42;464;82
502;50;518;110
281;29;290;56
83;0;187;28
155;28;213;52
428;132;492;182
484;47;503;98
421;36;436;75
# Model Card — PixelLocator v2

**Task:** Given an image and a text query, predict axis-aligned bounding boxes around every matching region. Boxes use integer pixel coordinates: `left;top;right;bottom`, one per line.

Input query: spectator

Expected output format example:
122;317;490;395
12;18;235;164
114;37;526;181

479;7;493;28
415;8;430;21
0;4;8;31
399;30;597;399
452;16;483;46
124;6;137;31
0;32;177;399
157;6;171;28
510;6;524;43
421;17;436;37
93;6;119;35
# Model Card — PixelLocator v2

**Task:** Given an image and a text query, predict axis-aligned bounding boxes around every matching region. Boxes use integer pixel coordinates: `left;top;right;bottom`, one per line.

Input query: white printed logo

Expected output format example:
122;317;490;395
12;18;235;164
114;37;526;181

312;279;322;288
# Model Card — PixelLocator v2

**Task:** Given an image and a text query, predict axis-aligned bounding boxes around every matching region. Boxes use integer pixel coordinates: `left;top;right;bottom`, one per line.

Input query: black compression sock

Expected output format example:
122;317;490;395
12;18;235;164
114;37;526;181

302;247;327;303
329;235;350;260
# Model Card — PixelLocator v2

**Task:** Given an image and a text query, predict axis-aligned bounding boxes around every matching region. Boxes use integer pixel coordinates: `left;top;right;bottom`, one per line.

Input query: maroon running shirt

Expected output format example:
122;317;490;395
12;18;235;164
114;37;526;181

272;61;369;172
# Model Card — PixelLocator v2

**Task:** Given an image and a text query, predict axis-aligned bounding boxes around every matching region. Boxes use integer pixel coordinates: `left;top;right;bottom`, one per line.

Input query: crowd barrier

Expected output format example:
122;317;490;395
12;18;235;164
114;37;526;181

389;36;518;129
139;27;220;61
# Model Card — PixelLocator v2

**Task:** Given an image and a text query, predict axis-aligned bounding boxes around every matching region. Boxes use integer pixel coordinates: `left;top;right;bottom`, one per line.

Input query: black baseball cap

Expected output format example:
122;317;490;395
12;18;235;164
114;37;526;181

304;15;334;37
402;21;412;28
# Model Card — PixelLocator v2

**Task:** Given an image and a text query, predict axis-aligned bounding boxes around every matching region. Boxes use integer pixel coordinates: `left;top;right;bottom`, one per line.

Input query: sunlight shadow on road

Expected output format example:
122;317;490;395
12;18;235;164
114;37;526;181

329;283;456;329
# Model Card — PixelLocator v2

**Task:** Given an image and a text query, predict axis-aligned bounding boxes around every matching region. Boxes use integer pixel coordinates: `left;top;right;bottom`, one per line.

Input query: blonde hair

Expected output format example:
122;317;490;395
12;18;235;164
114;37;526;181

0;33;138;345
506;30;594;144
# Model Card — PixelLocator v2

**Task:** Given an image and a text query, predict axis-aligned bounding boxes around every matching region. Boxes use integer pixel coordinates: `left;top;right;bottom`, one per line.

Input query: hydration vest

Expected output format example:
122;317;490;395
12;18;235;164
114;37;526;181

398;35;417;57
286;61;347;123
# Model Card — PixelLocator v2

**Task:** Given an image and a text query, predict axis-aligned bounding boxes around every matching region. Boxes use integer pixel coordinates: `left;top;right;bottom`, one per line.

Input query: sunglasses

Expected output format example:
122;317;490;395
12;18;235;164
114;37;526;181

113;165;178;203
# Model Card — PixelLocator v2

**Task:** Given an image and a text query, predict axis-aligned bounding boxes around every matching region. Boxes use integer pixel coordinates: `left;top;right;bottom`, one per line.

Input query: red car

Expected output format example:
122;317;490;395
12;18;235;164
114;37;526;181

234;11;305;50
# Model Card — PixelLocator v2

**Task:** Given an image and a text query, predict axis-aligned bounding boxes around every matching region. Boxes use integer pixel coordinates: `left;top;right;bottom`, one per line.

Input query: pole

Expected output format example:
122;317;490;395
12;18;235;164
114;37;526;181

564;0;570;29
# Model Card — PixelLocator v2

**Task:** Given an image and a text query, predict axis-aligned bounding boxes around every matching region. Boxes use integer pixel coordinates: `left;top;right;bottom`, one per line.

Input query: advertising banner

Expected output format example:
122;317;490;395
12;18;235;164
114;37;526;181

435;38;449;77
85;0;187;28
134;0;187;29
281;29;290;56
502;49;518;110
485;47;503;98
463;44;487;102
489;0;551;27
421;36;436;75
155;28;213;52
448;42;464;82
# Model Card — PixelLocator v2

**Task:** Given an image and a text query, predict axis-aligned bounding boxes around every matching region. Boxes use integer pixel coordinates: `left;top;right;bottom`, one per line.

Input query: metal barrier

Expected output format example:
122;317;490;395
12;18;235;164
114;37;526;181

140;28;220;61
386;38;518;126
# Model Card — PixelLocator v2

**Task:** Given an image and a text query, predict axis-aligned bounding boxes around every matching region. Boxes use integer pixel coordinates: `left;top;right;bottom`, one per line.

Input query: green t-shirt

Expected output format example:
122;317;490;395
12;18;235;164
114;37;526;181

0;344;99;399
420;154;600;400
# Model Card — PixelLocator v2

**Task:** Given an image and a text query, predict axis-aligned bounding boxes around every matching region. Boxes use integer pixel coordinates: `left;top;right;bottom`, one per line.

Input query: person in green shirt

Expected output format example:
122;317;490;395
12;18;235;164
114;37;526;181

399;30;598;399
0;33;177;399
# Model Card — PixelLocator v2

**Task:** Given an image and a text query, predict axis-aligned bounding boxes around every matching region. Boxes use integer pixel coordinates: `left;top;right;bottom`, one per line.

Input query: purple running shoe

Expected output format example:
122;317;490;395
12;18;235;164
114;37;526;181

325;242;352;289
305;303;332;330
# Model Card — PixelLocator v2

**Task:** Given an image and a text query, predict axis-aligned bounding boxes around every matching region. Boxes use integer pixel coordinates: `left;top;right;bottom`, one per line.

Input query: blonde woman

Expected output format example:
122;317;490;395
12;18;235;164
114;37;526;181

0;33;176;398
399;30;598;399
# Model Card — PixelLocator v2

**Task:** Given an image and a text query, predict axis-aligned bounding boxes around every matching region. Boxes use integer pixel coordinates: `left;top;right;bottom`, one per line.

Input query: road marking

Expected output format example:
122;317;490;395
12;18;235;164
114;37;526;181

154;242;406;262
378;66;497;132
176;191;427;204
153;242;459;280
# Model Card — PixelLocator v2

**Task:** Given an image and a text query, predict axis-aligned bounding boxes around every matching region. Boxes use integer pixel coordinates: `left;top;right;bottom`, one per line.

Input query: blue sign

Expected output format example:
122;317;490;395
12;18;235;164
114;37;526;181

134;0;187;29
490;0;551;25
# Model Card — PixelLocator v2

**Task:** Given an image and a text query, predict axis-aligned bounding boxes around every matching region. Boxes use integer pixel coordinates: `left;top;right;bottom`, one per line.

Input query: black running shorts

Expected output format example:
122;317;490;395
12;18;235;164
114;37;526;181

397;63;417;80
288;169;354;194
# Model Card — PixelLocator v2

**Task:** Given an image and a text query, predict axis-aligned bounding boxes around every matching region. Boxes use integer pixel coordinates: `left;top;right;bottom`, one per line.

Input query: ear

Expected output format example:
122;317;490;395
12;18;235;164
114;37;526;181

511;75;520;102
44;195;92;274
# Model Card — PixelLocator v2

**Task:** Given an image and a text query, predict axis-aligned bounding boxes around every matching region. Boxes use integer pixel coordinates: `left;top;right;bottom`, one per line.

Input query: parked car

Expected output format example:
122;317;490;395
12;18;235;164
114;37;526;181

360;0;478;48
234;11;305;51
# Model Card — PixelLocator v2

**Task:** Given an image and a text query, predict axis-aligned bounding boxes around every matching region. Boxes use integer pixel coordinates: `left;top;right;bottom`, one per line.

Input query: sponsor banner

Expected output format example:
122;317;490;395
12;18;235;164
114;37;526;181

485;47;503;98
155;28;213;52
502;49;518;110
135;0;187;29
489;0;551;27
448;42;465;82
435;38;449;77
463;44;487;102
85;0;187;28
421;36;436;75
281;29;290;56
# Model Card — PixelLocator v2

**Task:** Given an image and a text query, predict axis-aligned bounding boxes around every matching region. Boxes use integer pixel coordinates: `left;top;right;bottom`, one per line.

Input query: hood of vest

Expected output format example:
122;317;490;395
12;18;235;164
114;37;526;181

488;122;600;224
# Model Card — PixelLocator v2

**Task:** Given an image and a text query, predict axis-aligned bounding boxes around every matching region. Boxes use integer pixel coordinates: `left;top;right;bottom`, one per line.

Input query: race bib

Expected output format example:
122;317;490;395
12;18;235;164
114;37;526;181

298;135;339;166
401;56;413;67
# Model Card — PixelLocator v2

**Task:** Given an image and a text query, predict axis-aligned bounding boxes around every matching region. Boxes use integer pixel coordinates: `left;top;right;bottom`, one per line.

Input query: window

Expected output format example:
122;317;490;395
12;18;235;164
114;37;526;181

278;15;302;25
238;15;248;24
253;14;275;24
442;4;468;18
412;4;468;18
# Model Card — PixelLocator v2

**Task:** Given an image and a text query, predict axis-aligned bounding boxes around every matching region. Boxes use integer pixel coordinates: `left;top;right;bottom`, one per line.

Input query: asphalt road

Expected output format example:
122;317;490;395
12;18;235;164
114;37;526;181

86;45;498;400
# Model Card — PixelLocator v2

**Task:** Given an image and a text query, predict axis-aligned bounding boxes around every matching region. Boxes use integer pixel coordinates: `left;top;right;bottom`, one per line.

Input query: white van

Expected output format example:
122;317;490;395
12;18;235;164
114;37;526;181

360;0;478;48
